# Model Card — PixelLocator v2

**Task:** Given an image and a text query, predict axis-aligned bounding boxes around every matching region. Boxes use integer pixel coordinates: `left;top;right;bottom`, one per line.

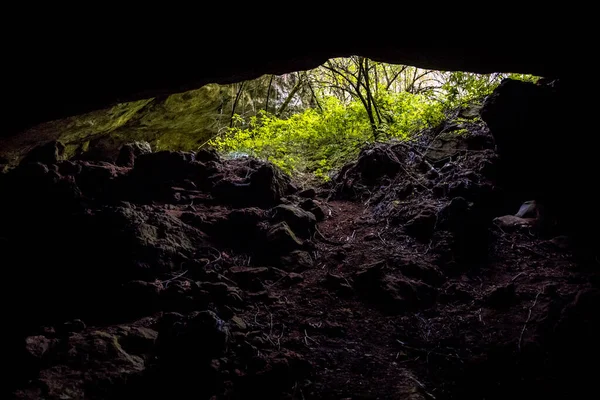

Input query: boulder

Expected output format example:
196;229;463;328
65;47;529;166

157;310;229;362
24;335;58;361
493;215;536;231
458;104;482;119
515;200;540;218
115;141;152;167
265;222;304;253
248;163;296;206
196;148;221;163
278;250;313;272
209;208;266;250
437;197;470;231
424;130;469;161
75;161;127;200
298;188;316;199
271;204;316;238
405;208;438;241
133;150;195;180
20;141;65;166
356;145;403;184
17;330;148;399
299;198;326;221
353;261;436;313
212;162;294;208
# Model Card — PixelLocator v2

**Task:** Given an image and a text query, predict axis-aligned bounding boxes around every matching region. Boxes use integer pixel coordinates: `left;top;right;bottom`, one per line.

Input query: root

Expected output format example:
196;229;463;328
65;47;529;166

314;226;344;246
518;288;544;351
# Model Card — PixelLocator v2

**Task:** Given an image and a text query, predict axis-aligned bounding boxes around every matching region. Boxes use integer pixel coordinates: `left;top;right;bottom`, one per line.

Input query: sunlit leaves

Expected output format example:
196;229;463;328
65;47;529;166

209;56;538;180
210;94;443;179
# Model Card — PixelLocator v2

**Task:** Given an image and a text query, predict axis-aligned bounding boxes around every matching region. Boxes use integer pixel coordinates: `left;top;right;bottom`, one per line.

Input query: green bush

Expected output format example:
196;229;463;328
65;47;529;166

210;94;444;179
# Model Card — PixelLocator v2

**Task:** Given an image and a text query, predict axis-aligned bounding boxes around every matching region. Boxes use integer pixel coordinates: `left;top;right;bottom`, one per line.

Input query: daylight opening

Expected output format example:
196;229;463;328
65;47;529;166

207;57;537;181
5;51;600;399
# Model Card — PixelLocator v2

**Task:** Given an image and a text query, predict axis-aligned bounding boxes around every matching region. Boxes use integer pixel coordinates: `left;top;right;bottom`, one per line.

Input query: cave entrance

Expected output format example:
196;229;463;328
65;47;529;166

7;58;598;400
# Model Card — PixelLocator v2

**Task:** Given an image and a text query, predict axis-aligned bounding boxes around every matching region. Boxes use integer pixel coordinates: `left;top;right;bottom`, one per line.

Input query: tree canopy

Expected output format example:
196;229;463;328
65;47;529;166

209;57;538;181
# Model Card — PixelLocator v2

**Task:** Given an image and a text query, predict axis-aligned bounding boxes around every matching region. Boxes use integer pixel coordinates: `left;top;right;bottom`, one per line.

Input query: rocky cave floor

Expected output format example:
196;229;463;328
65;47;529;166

2;115;599;399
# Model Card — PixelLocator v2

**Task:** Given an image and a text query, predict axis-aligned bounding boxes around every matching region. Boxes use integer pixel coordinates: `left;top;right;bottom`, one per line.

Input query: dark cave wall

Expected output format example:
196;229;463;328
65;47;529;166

481;78;598;261
4;30;572;136
3;20;596;258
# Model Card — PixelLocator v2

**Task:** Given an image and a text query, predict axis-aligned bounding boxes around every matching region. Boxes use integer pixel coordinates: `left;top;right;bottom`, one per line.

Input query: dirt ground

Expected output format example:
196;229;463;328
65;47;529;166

3;115;599;399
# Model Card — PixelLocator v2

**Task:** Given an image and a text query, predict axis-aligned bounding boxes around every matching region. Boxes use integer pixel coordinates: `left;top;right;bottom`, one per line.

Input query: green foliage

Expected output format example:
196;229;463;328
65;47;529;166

210;93;443;179
440;72;502;108
440;71;539;108
507;73;539;83
1;54;540;173
376;91;444;138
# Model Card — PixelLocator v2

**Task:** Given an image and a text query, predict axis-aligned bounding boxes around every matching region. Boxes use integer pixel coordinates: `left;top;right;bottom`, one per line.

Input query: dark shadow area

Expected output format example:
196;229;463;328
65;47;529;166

1;47;598;399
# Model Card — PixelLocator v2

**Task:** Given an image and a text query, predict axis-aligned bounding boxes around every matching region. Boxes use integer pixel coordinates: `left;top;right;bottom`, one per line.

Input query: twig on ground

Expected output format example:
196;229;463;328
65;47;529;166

161;270;189;287
217;274;237;286
347;230;356;242
396;340;462;361
518;288;544;351
314;226;344;245
304;329;318;346
407;375;437;400
207;249;222;265
511;271;526;282
292;381;306;400
424;240;433;254
477;308;485;325
275;324;285;350
254;305;264;327
384;147;431;192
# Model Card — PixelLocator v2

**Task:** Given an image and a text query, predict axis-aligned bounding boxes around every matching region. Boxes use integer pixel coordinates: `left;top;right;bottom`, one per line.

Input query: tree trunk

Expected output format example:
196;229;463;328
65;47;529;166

276;74;304;117
230;81;245;128
264;75;274;113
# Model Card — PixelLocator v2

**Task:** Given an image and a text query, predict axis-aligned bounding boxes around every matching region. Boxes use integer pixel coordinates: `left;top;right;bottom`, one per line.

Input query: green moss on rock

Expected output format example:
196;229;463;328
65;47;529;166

0;84;234;163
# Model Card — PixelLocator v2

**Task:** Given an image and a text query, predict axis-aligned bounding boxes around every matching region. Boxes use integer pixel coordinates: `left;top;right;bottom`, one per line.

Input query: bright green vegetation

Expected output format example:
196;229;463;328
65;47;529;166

211;93;444;179
210;58;538;179
0;56;537;174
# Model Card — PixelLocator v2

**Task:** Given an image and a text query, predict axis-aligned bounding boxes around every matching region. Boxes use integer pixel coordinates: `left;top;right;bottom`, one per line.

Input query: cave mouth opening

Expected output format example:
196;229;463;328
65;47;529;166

1;57;538;184
3;54;599;400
